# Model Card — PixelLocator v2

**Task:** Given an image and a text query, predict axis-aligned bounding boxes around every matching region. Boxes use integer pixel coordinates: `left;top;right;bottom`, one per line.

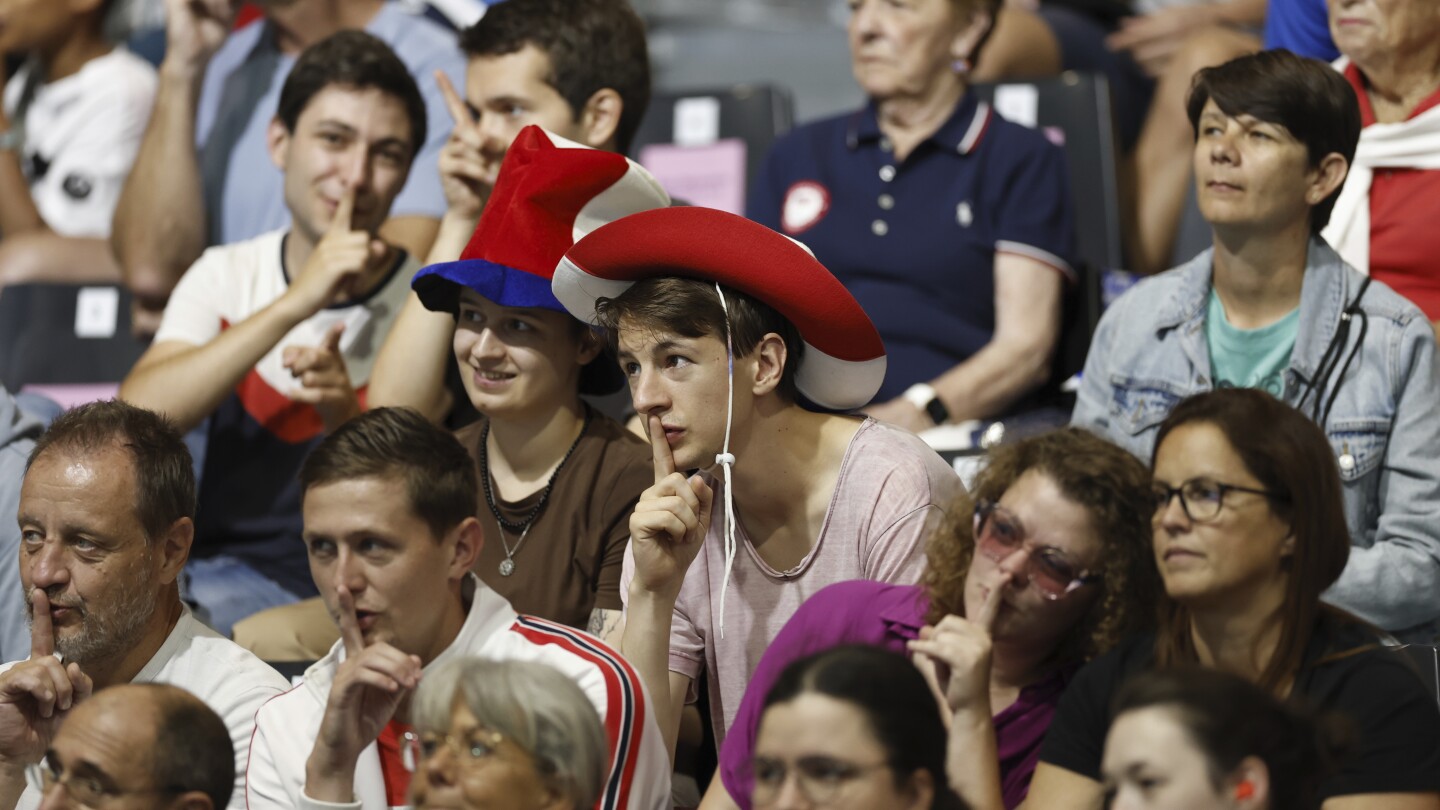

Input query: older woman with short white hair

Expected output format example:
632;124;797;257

408;658;608;810
1322;0;1440;335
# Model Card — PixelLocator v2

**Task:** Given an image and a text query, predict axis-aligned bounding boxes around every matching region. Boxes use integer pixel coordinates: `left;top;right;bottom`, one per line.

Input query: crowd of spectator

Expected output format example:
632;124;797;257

1;0;1439;808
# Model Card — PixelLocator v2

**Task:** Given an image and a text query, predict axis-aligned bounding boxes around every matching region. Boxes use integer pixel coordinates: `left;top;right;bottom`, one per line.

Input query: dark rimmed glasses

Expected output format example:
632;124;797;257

750;754;892;805
974;500;1100;600
1151;477;1289;523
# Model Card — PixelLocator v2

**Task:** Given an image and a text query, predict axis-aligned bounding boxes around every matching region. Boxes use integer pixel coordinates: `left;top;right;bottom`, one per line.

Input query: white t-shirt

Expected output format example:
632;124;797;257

152;230;420;594
620;418;962;749
2;48;156;238
2;606;290;810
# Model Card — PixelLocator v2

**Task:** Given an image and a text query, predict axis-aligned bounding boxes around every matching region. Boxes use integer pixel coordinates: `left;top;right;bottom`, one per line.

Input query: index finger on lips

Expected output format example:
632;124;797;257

975;572;1010;633
648;414;677;484
330;186;356;235
435;70;473;130
334;584;365;657
30;588;54;659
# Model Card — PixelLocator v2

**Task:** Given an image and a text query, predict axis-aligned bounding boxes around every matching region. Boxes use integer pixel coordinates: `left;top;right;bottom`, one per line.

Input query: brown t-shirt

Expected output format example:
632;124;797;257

456;409;651;629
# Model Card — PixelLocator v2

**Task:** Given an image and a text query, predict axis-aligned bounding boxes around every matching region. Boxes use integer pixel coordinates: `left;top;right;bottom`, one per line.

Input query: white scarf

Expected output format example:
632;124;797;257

1323;57;1440;274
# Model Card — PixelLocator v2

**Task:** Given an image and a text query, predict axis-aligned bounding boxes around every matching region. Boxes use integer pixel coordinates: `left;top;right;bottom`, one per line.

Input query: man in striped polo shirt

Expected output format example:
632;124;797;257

244;408;669;809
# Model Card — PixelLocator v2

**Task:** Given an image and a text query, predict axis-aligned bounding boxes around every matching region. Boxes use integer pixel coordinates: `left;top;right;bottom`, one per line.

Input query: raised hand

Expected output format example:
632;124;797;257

434;70;494;221
627;415;713;601
0;590;93;768
284;322;362;432
286;188;388;318
908;572;1009;720
162;0;238;73
306;585;422;802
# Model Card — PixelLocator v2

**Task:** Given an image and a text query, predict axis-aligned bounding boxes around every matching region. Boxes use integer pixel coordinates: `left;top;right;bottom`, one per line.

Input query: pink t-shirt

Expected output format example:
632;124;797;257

620;418;962;748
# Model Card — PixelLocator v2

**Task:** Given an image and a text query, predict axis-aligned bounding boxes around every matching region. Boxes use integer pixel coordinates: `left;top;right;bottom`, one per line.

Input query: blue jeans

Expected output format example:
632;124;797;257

183;556;302;637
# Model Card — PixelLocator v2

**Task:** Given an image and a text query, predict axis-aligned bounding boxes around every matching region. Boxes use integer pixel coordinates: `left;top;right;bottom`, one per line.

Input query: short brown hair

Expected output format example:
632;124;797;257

1187;49;1360;233
300;408;477;541
277;30;427;162
922;428;1159;664
28;400;195;544
595;277;805;404
1151;389;1352;693
460;0;651;154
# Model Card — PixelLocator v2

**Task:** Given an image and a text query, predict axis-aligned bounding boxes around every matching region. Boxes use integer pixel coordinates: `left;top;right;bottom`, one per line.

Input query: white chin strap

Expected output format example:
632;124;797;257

714;283;738;639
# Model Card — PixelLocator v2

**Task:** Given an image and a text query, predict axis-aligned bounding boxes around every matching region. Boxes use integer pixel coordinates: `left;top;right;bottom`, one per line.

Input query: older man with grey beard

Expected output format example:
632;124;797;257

0;400;288;810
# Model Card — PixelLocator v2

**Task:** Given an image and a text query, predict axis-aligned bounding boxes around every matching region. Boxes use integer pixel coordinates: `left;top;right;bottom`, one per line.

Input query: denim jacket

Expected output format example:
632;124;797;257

1074;238;1440;638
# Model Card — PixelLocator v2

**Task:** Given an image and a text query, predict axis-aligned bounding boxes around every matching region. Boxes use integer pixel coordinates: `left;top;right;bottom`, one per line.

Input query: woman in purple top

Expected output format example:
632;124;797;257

708;428;1159;809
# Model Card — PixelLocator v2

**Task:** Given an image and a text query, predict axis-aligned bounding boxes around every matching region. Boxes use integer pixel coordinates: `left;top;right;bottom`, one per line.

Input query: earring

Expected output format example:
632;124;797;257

1235;780;1255;801
952;57;972;75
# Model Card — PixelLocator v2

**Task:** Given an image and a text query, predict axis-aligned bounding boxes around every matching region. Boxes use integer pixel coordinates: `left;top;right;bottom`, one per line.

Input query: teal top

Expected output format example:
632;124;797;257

1206;289;1300;397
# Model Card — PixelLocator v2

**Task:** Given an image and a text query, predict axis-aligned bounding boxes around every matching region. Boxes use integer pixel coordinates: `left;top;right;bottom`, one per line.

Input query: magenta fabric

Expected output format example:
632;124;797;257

717;579;1070;809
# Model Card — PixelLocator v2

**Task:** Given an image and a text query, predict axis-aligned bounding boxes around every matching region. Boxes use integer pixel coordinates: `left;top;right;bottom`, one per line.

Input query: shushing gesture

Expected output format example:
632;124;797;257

286;188;389;318
284;322;361;433
908;572;1010;723
434;70;494;222
628;415;714;601
0;590;93;769
305;585;422;803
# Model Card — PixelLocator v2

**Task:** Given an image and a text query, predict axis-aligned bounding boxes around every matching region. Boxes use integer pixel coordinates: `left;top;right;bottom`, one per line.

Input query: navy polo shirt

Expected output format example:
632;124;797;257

747;93;1075;404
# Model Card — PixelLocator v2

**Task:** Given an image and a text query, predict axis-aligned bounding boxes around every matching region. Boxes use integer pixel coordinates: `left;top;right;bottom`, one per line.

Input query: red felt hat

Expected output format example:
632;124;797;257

552;207;887;410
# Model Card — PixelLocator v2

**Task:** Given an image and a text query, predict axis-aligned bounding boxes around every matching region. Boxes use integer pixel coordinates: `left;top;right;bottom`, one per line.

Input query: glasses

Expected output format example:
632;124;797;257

974;500;1099;600
28;758;178;808
402;727;507;773
750;755;891;805
1151;477;1288;523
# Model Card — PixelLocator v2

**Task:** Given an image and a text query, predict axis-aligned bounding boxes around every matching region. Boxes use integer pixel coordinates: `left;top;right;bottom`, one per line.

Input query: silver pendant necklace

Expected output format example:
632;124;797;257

495;517;533;577
480;412;590;578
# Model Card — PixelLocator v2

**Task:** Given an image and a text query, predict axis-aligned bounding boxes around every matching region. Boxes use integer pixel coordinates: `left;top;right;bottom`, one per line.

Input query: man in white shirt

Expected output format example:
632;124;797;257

0;400;289;810
245;407;670;810
119;31;428;636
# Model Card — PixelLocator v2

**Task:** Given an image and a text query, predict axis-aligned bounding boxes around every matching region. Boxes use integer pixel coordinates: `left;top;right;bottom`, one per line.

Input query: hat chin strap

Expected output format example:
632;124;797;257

714;283;738;639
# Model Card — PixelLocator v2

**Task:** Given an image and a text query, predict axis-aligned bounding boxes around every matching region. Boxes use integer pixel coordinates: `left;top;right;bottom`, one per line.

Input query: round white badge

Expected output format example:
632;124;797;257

781;181;830;234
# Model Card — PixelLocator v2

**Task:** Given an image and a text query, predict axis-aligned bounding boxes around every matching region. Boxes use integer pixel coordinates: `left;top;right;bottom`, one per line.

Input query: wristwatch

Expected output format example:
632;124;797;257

902;382;950;426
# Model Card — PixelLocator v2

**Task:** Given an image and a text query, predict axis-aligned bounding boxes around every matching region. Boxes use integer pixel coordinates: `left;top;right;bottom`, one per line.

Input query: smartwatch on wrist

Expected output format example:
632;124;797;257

902;382;950;426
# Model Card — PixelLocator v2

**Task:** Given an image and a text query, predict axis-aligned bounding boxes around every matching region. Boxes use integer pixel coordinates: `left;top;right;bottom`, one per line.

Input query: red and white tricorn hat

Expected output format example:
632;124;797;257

552;207;887;411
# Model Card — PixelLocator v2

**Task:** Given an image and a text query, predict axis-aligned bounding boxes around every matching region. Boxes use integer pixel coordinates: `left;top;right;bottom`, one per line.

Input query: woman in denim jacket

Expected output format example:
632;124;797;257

1074;50;1440;641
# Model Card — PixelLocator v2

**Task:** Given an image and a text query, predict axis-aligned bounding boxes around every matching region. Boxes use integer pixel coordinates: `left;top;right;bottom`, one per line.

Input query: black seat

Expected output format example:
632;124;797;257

969;72;1123;402
629;83;796;194
0;283;148;391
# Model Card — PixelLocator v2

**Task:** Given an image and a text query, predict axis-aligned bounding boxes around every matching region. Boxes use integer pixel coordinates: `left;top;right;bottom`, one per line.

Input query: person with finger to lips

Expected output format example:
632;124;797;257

119;32;428;636
710;428;1159;810
244;409;670;810
0;401;289;810
550;207;964;788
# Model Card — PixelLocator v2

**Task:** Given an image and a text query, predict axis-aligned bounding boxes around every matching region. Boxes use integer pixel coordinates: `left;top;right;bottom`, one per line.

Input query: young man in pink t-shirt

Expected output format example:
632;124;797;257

551;207;963;765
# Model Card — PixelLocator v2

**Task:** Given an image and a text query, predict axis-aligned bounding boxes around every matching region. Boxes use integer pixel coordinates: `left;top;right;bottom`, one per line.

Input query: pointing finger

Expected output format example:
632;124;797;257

435;70;474;130
323;321;345;355
334;584;365;658
330;186;356;235
30;588;54;659
648;414;676;484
